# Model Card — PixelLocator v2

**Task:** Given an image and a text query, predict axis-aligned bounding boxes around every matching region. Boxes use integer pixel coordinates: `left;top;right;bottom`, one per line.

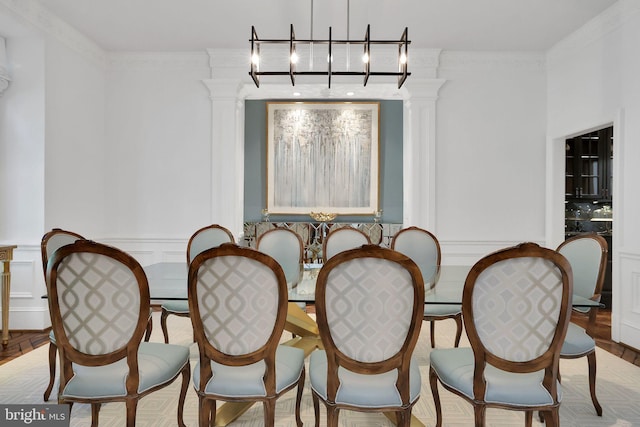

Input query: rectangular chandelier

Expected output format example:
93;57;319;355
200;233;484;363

249;24;410;89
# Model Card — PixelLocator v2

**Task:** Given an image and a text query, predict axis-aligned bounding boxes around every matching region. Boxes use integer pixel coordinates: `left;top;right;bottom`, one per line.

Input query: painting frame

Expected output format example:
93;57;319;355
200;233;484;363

266;101;380;215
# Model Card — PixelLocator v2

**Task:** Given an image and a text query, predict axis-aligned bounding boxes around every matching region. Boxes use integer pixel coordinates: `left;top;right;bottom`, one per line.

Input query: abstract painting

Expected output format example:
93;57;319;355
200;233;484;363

266;102;379;215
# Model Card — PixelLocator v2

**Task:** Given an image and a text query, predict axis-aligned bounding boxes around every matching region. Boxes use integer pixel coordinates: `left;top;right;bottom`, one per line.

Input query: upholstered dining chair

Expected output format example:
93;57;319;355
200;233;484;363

556;232;607;416
160;224;234;343
45;239;191;427
322;226;371;262
429;242;573;427
392;226;462;348
188;243;305;427
310;244;425;427
257;227;304;289
40;228;153;401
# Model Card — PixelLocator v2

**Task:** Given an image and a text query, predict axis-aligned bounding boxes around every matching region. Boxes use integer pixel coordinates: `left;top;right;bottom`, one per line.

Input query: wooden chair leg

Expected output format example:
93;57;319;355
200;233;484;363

90;403;100;427
587;350;603;415
125;398;138;427
161;308;170;343
326;406;339;427
525;410;533;427
429;366;443;427
430;320;436;348
454;314;463;347
44;342;57;401
177;364;190;427
312;392;320;427
144;317;153;341
295;368;305;427
263;399;277;427
473;404;486;427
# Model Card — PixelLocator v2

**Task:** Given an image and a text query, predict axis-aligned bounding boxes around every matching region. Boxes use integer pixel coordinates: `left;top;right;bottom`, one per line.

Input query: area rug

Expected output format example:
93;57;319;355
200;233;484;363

1;312;638;426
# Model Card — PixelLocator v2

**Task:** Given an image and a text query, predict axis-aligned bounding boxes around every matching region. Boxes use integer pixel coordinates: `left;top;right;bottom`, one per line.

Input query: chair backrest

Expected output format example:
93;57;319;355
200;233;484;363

257;228;304;288
556;233;607;307
188;243;288;394
187;224;235;263
315;244;424;403
41;228;85;278
462;242;572;401
322;226;371;262
46;240;149;389
391;226;441;285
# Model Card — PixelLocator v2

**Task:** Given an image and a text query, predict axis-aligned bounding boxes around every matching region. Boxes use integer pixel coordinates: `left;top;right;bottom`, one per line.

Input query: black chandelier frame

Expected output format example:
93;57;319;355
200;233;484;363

249;24;410;89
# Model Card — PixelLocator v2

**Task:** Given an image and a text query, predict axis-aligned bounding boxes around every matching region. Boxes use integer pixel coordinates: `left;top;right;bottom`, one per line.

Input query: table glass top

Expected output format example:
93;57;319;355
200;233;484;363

144;262;601;308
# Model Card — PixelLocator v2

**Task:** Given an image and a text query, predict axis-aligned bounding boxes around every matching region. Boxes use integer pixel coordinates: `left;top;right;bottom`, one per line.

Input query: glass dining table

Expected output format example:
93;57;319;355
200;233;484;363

145;262;602;308
144;261;600;427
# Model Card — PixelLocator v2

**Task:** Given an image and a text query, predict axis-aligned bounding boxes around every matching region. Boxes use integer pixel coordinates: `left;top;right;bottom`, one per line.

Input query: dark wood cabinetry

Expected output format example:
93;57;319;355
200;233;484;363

565;125;613;308
565;127;613;200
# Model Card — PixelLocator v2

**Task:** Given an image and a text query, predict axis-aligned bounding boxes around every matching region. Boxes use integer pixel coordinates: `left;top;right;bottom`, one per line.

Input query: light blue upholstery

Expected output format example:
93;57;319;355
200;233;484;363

161;300;189;313
310;350;421;408
47;240;191;426
257;228;303;289
323;227;370;261
429;243;571;426
310;246;424;425
189;245;306;426
430;348;561;407
63;342;190;399
193;345;304;398
161;224;235;344
392;227;462;348
560;323;595;356
556;233;607;416
424;304;461;317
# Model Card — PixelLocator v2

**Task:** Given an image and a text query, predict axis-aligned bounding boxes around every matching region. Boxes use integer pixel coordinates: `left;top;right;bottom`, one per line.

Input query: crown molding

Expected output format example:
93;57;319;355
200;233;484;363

439;51;545;70
547;0;640;65
0;0;106;66
108;51;209;70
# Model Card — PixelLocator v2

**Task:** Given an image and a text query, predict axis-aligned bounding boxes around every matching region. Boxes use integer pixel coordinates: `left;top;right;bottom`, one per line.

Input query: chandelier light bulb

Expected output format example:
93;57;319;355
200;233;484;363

290;52;299;64
251;52;260;65
399;52;407;65
327;53;334;63
362;52;369;63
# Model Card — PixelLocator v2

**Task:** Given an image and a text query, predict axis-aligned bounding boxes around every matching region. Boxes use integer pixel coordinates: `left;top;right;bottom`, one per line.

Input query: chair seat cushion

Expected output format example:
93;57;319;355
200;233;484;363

309;349;421;408
62;342;190;399
561;323;595;357
162;300;190;314
430;347;562;407
424;304;462;317
193;345;304;398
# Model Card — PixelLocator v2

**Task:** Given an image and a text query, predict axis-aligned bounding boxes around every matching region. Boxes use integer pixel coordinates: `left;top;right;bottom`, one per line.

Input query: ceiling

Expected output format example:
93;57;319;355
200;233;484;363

34;0;617;52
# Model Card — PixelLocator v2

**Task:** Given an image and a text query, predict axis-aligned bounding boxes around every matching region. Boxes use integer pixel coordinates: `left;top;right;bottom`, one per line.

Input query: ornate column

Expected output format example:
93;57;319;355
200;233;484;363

201;79;245;238
402;78;445;231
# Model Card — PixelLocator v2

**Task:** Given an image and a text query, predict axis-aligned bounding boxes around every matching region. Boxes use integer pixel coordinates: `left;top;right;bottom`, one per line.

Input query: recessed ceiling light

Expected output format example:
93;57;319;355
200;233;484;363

346;91;355;96
293;92;301;97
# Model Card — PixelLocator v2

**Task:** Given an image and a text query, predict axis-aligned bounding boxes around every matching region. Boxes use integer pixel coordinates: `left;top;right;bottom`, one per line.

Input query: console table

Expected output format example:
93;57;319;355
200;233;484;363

243;222;402;263
0;245;16;347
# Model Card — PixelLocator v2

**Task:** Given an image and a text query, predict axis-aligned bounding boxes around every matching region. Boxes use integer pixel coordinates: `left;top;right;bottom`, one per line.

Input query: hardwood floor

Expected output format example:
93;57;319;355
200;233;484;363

1;309;639;367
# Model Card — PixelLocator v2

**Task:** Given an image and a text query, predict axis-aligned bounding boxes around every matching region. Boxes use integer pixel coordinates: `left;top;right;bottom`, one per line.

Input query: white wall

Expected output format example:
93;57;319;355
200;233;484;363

0;2;107;329
104;53;211;240
546;0;640;346
436;52;547;247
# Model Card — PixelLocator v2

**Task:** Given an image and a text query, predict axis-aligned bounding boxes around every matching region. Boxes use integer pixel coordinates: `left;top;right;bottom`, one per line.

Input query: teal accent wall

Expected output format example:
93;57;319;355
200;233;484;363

244;100;403;223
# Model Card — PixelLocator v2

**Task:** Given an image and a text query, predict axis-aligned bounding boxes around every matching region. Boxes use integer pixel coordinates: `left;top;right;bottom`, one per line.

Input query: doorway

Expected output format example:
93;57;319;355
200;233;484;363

564;126;613;307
